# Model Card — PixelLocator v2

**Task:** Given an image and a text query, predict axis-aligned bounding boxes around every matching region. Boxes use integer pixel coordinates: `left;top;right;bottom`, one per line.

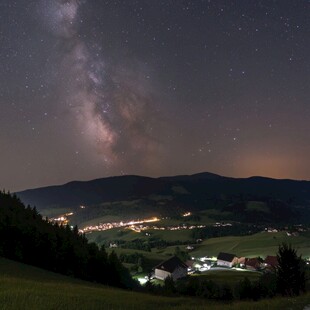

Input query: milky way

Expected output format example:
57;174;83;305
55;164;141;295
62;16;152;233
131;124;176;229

0;1;309;191
39;0;163;171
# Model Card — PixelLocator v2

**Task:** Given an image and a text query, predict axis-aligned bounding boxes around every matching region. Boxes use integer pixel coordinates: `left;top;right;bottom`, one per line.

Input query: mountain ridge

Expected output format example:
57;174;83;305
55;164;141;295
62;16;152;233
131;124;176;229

15;172;310;225
17;171;310;194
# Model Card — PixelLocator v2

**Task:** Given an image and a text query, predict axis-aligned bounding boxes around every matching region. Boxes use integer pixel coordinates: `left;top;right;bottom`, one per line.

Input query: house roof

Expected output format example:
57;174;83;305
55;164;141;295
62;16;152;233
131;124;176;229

217;252;236;262
264;255;278;267
245;258;261;268
155;256;188;273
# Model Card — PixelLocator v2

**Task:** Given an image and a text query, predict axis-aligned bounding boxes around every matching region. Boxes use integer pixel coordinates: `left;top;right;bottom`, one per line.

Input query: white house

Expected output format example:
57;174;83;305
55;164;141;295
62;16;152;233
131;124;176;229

154;256;188;281
217;252;238;268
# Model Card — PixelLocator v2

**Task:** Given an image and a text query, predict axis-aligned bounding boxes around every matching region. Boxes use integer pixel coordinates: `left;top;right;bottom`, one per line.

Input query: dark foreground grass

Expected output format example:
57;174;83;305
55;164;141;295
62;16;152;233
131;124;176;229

0;258;309;309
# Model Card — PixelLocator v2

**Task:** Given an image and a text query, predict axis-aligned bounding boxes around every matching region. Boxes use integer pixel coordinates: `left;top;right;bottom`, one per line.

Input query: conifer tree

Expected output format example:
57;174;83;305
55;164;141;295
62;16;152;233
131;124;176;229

276;243;306;296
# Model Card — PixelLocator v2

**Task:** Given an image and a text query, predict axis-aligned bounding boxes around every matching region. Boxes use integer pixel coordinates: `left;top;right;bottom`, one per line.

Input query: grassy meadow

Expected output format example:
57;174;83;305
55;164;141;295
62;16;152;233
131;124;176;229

87;226;194;245
191;231;310;258
0;257;211;310
88;227;310;262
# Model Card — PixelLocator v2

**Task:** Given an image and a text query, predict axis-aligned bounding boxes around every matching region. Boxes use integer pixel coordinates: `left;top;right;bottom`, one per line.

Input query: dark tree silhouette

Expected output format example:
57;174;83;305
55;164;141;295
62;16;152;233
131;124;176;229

276;243;306;296
163;276;175;295
237;277;252;300
0;191;137;289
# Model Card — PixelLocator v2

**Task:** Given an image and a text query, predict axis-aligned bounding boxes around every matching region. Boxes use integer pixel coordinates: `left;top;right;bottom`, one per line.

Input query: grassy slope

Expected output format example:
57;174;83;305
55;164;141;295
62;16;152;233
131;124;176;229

106;247;168;270
90;230;310;266
191;232;310;258
0;258;209;310
0;258;309;309
87;227;193;244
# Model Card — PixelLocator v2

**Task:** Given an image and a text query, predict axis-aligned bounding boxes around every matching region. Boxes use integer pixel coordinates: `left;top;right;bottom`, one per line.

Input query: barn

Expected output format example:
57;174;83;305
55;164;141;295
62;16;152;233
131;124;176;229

154;256;188;281
217;252;238;268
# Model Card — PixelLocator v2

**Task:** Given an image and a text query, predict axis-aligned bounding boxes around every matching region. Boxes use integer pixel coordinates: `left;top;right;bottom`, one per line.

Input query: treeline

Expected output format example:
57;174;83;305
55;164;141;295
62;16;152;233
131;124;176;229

119;247;190;274
112;237;191;252
119;252;145;266
145;273;307;302
0;191;137;288
191;223;261;240
219;199;298;224
147;267;307;302
170;214;202;221
145;273;278;301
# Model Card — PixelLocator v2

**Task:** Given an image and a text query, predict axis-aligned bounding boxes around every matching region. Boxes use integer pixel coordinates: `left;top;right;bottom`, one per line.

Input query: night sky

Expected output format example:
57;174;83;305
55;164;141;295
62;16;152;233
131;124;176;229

1;1;309;191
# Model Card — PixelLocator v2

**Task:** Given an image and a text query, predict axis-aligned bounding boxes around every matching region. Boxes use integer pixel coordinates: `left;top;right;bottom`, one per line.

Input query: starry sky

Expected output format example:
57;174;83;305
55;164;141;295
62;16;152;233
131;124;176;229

1;0;309;191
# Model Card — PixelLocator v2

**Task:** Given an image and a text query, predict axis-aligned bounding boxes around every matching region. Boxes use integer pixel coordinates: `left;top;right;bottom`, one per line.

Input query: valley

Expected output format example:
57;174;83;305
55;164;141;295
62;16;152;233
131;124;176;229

16;173;310;276
3;173;310;307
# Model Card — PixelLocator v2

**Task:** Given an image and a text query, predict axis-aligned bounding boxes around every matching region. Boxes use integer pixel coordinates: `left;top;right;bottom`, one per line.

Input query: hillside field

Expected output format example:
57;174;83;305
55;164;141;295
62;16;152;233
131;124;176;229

87;226;193;245
0;257;210;310
191;231;310;258
88;228;310;262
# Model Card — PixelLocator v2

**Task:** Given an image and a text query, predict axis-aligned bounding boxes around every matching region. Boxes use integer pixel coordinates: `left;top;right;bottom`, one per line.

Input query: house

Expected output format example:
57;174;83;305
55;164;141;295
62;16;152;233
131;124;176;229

236;257;246;266
217;252;238;268
186;260;194;269
154;256;188;281
245;257;261;271
186;245;194;250
264;255;278;270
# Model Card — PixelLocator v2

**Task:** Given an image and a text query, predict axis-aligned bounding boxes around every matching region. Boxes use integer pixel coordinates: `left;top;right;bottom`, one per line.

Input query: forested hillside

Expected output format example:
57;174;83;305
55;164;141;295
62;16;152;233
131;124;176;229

17;173;310;226
0;191;135;288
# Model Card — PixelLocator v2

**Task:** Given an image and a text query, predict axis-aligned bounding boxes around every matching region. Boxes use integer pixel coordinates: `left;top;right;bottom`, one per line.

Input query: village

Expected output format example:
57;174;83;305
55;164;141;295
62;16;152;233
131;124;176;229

48;210;309;288
138;251;281;285
50;209;308;237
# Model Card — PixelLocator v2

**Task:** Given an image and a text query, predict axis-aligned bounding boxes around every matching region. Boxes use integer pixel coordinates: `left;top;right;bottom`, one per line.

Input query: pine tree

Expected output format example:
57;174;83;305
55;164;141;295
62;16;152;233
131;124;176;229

276;243;306;296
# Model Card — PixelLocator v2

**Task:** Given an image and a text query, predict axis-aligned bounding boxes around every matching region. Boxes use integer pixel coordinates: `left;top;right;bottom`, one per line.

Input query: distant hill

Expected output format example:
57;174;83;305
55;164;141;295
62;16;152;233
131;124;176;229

16;173;310;225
